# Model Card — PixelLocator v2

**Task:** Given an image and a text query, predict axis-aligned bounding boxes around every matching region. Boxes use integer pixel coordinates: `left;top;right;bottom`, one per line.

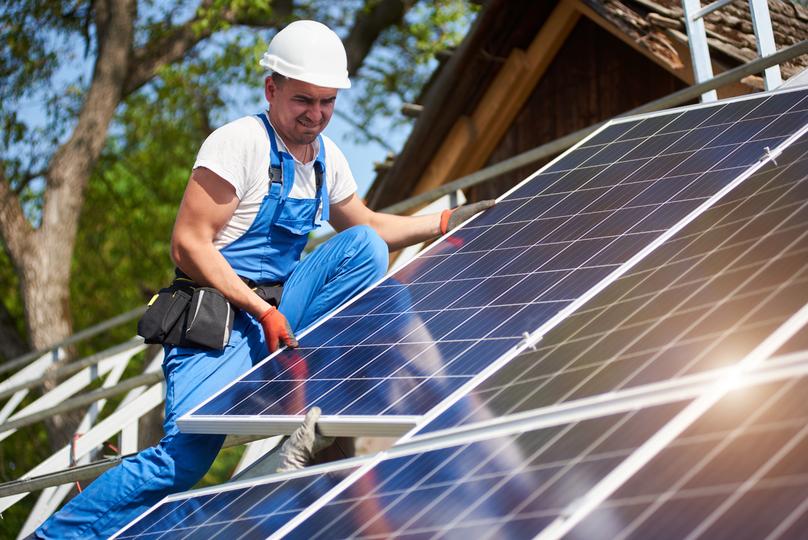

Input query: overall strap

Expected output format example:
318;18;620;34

255;113;284;188
313;135;329;223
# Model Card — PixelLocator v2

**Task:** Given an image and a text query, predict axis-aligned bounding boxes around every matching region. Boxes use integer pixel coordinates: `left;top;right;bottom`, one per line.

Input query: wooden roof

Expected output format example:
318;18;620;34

582;0;808;83
365;0;808;210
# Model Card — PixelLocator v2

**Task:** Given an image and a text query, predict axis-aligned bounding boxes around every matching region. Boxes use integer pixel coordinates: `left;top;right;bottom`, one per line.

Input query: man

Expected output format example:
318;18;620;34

35;20;492;538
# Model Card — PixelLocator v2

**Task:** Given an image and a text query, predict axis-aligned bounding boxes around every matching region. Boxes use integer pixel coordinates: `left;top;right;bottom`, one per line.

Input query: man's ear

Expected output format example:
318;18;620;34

264;76;275;102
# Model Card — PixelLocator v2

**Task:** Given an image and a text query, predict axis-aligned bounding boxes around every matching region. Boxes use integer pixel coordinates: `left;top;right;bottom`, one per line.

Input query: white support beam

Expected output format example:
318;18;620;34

0;344;144;443
681;0;718;102
0;349;64;423
0;382;165;513
748;0;783;90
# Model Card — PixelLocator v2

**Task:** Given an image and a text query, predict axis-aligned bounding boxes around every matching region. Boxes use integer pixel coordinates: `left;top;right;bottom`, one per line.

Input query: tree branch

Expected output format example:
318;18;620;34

0;167;34;265
343;0;411;75
123;0;294;97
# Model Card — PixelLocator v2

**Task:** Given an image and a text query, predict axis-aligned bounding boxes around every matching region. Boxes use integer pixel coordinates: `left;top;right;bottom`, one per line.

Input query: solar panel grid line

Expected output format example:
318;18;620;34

111;458;368;539
497;147;808;423
611;376;804;540
414;126;808;436
181;88;808;438
403;350;808;447
401;116;808;443
535;300;808;540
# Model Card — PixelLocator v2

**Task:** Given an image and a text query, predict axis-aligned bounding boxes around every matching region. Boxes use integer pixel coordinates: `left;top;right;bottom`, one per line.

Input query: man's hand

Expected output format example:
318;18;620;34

276;407;336;472
258;306;298;353
440;199;496;235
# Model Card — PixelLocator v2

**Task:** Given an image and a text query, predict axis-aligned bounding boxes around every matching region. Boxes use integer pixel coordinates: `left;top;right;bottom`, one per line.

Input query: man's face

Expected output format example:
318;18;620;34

265;76;338;147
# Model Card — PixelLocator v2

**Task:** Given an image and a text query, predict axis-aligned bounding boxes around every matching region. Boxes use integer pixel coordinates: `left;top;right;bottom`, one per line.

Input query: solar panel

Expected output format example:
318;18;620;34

415;127;808;437
112;462;360;539
273;401;691;539
269;365;808;539
565;374;808;539
180;87;808;438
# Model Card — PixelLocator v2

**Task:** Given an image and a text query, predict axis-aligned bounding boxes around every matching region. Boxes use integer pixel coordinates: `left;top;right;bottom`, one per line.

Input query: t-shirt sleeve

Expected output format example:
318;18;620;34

325;139;358;204
193;118;263;200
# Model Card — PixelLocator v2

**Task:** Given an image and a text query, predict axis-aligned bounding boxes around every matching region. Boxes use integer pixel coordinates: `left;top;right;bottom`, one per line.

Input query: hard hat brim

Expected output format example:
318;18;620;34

260;55;351;89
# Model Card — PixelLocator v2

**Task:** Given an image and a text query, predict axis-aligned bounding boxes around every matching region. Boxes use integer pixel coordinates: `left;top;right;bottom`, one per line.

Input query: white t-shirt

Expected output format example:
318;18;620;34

193;113;357;248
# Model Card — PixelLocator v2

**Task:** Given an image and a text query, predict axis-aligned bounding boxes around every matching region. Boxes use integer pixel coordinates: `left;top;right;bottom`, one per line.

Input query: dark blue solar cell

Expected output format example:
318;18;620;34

755;109;808;140
704;97;762;124
417;307;482;340
587;139;649;166
212;381;297;416
443;304;528;340
453;247;525;279
448;274;528;308
309;377;387;413
617;113;682;141
625;152;696;183
485;302;571;338
118;497;211;536
658;106;720;134
626;174;698;206
545;144;604;172
195;381;268;416
311;345;392;379
745;90;807;119
541;187;610;217
466;197;530;226
437;339;514;376
584;120;641;146
620;131;686;161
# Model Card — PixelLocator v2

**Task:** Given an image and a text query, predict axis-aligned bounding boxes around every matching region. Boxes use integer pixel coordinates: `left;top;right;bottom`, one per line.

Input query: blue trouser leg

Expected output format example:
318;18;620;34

280;225;388;332
35;225;387;539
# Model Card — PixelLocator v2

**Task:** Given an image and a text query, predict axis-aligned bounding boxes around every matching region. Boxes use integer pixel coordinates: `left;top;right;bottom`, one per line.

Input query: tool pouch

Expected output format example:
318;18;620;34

137;281;235;350
137;281;195;346
183;287;234;350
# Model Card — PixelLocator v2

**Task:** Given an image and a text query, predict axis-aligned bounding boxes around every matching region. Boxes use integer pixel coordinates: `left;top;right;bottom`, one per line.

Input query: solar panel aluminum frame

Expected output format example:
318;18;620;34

178;87;808;439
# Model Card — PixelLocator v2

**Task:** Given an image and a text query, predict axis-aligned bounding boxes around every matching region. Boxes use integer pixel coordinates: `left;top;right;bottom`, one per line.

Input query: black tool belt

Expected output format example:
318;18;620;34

137;270;283;350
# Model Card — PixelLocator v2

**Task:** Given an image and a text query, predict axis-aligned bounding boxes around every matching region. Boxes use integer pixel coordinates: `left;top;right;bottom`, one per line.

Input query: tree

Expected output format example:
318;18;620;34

0;0;477;440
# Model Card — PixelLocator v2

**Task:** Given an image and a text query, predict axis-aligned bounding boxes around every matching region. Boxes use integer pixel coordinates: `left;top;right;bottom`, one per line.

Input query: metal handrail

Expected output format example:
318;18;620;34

0;306;146;376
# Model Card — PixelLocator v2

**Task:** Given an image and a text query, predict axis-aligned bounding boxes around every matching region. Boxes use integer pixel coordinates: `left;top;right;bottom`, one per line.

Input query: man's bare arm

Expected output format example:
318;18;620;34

328;194;441;251
170;167;271;318
328;194;493;251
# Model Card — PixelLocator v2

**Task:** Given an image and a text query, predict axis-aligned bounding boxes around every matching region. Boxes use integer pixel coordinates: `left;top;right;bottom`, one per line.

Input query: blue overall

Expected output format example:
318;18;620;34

36;115;388;539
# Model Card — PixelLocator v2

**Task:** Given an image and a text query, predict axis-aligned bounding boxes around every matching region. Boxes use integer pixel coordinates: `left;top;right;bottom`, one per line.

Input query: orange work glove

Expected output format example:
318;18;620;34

440;199;496;235
258;306;298;353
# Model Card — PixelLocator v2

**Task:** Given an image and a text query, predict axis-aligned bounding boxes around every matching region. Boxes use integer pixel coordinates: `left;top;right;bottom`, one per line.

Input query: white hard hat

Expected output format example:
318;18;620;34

260;20;351;89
